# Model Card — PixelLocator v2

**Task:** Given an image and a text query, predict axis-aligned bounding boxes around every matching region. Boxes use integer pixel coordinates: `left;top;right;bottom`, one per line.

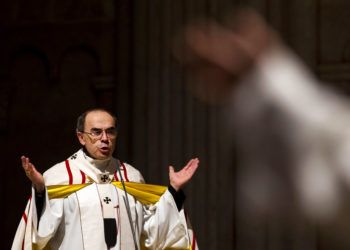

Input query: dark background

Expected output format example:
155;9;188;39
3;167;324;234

1;0;350;249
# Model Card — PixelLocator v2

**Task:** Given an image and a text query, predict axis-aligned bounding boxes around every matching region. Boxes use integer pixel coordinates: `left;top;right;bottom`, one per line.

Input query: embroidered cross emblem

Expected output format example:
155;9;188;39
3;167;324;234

101;175;109;183
70;154;77;160
103;197;111;204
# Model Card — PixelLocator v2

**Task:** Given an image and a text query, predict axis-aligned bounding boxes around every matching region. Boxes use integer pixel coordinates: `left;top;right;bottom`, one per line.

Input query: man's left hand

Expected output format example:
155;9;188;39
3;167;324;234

169;158;199;191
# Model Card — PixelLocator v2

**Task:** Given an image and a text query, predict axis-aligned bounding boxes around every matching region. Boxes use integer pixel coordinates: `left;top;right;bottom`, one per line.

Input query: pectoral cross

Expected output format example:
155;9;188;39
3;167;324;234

103;197;111;204
101;174;109;183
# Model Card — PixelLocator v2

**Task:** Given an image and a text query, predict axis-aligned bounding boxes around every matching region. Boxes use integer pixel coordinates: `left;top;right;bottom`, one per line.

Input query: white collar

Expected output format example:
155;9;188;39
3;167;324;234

82;150;112;172
73;149;117;183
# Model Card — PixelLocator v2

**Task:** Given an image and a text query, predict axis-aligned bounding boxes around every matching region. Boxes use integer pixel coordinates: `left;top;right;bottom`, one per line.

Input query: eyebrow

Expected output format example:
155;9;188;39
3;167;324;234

90;126;116;131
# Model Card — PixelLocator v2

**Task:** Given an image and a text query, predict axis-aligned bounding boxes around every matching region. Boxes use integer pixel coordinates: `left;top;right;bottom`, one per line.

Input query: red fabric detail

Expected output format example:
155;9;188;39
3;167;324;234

192;233;197;250
65;160;73;185
80;170;86;184
21;209;28;249
22;212;27;224
120;162;129;182
22;196;32;250
114;172;119;181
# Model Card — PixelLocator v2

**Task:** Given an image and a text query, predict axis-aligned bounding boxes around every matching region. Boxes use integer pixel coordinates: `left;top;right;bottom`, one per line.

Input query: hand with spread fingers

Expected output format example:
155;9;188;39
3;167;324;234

174;9;278;103
21;156;45;193
169;158;199;191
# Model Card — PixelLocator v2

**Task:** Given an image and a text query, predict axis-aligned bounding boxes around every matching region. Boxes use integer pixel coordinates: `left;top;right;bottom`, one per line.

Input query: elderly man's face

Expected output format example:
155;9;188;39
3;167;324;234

77;111;117;160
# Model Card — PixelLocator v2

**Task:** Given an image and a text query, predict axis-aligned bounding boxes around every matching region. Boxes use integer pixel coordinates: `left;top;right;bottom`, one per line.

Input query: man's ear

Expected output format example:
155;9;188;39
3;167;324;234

76;131;86;146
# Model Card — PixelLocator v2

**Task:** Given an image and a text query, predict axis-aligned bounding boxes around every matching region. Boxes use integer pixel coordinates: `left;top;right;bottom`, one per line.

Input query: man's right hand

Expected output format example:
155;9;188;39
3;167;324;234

21;156;45;193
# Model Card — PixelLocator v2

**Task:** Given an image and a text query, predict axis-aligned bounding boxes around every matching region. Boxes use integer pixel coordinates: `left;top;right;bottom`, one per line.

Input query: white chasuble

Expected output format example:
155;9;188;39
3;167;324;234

12;149;198;250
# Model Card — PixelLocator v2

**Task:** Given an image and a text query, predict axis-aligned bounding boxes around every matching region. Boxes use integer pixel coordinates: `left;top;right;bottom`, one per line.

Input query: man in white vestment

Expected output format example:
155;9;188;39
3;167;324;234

12;108;199;250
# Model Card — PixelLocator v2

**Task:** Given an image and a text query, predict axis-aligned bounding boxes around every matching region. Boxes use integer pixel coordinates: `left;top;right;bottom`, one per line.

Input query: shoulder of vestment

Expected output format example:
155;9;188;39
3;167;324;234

43;160;72;186
118;161;145;183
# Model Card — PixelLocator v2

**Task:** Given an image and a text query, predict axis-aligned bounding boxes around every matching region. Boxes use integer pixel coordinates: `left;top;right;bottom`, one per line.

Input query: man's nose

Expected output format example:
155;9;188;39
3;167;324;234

101;131;109;140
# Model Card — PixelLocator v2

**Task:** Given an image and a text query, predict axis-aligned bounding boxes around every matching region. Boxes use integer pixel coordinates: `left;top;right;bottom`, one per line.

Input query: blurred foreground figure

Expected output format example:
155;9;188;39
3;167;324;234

176;9;350;222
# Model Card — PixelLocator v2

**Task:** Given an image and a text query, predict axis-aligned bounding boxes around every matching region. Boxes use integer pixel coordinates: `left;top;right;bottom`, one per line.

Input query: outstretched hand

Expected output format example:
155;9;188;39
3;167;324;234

21;156;45;193
174;9;277;103
169;158;199;191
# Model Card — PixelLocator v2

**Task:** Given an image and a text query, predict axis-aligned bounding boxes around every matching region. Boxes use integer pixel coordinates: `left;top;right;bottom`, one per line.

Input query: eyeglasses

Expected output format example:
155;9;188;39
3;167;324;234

81;127;117;139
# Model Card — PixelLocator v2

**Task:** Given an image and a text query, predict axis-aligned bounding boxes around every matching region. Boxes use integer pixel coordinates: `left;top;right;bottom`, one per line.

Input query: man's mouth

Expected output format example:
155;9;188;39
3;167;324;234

98;145;110;153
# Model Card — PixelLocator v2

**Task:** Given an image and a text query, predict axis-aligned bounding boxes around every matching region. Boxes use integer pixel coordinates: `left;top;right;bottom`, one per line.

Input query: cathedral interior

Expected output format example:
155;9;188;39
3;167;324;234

2;0;350;249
